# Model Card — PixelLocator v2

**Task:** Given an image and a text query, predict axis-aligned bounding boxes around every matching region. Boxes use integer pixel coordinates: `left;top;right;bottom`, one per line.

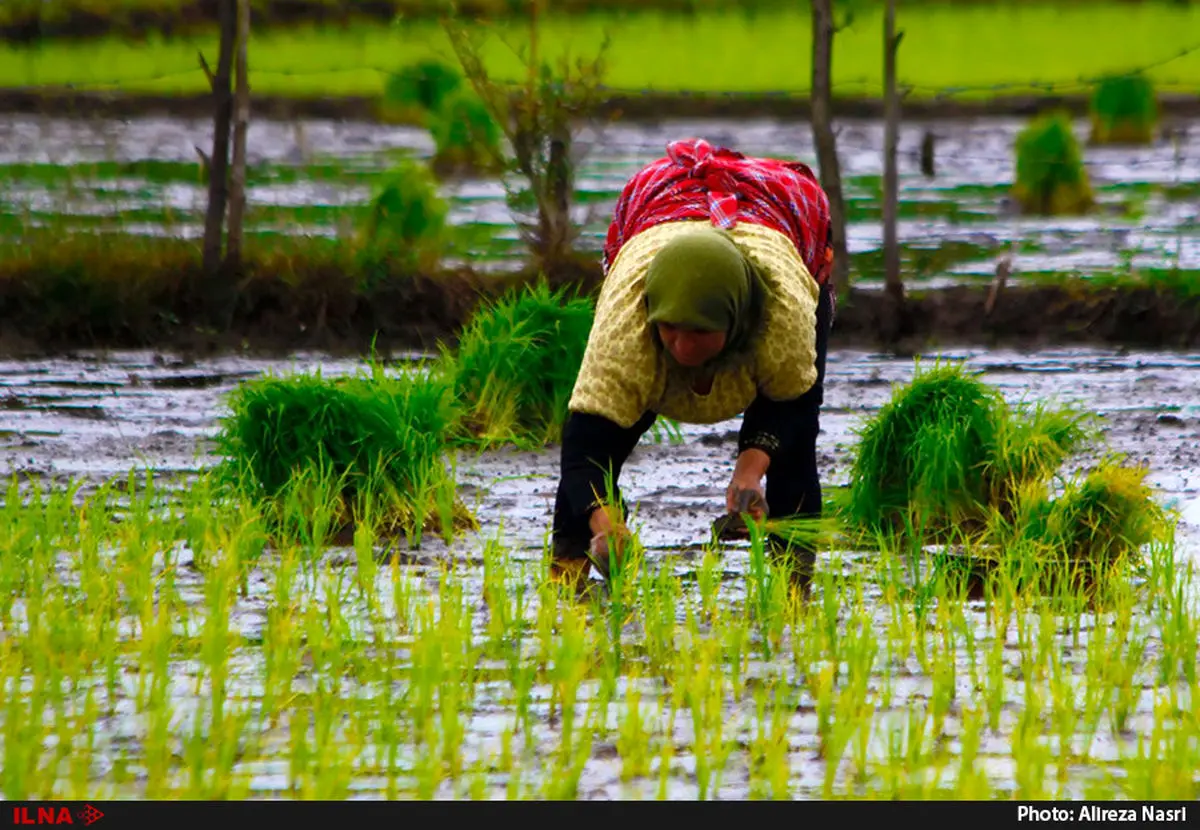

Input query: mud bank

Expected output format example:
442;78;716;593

5;89;1200;124
3;262;1200;359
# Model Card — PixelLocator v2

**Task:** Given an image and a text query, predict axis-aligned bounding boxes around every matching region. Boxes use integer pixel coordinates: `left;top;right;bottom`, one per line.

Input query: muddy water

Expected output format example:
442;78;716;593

5;345;1200;554
3;346;1200;798
2;113;1197;282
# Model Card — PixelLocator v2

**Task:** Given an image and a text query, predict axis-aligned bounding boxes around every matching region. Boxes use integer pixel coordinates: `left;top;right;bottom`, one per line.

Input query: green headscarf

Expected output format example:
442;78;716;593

644;227;765;364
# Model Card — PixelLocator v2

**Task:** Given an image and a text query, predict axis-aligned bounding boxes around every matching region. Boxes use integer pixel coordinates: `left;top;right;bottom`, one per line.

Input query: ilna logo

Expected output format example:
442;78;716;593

11;806;104;826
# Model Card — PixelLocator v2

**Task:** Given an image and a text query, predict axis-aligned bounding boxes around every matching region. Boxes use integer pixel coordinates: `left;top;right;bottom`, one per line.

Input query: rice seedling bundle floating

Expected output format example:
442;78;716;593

1012;112;1095;216
213;362;475;545
445;280;595;448
1089;73;1159;145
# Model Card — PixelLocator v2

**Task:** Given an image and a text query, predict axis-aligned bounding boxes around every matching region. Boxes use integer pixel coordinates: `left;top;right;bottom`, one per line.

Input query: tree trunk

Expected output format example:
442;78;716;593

545;118;572;274
201;0;237;279
225;0;251;272
882;0;906;341
810;0;849;298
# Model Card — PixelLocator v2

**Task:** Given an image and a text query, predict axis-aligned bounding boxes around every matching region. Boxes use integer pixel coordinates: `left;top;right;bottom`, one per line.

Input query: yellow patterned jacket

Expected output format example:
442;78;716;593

568;219;822;429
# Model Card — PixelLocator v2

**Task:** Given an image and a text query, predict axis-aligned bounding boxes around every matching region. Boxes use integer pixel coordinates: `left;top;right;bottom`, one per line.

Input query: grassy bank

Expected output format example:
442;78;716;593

3;4;1198;102
1;229;1199;357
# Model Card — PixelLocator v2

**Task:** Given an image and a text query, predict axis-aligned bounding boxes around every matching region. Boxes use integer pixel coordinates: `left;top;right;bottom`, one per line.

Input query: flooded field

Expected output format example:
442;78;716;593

2;345;1200;799
1;113;1197;289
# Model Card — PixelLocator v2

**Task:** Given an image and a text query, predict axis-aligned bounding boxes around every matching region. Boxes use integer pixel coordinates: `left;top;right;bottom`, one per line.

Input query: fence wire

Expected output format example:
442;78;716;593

7;37;1200;99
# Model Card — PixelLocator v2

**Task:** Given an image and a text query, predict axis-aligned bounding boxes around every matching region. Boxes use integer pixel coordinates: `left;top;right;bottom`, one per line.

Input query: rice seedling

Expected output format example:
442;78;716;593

844;359;1010;538
843;357;1170;603
616;669;653;783
212;360;474;547
1012;113;1095;216
2;331;1199;805
1089;73;1159;145
443;279;595;448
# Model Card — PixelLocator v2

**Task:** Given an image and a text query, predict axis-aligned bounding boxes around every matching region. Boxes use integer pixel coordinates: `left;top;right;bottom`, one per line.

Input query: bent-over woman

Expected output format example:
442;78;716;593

550;137;835;596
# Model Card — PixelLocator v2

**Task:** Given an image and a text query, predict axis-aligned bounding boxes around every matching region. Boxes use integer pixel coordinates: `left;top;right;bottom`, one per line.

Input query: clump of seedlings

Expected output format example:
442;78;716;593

1089;73;1159;145
379;58;464;124
357;155;449;275
843;358;1167;589
844;359;1091;540
1012;113;1095;215
428;88;506;178
444;280;595;448
845;359;1004;538
379;57;504;178
1008;458;1169;581
212;361;476;546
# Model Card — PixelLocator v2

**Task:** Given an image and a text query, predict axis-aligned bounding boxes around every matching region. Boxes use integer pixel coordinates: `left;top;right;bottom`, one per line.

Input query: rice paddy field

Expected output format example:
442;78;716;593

3;3;1200;98
1;111;1198;290
4;0;1200;803
3;344;1200;800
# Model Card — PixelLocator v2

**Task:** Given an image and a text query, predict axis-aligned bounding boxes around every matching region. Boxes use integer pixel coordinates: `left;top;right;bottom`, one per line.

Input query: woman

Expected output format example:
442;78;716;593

550;137;835;596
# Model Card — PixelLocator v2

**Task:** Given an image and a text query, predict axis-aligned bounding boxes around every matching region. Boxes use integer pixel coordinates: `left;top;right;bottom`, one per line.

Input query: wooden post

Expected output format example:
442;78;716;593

882;0;904;316
810;0;849;296
201;0;237;279
920;130;935;178
225;0;251;271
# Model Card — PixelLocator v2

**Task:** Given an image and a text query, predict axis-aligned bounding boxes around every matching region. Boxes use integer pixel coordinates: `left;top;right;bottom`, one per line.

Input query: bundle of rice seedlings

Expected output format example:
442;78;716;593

1089;73;1159;145
984;398;1099;513
1023;457;1167;569
357;156;449;273
952;454;1168;601
428;88;506;177
845;359;1006;538
1012;113;1095;215
444;280;594;448
213;363;475;546
379;59;464;123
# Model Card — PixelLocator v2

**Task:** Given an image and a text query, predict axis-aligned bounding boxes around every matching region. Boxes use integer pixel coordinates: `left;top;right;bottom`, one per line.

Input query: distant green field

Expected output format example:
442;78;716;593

2;2;1198;99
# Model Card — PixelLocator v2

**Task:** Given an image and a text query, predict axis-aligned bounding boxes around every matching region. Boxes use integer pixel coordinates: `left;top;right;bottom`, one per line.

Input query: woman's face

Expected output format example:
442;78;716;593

656;323;727;368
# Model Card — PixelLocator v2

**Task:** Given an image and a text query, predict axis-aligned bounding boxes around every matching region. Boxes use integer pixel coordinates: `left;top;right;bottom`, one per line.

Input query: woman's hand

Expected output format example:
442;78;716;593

727;447;771;521
726;480;768;521
587;504;633;579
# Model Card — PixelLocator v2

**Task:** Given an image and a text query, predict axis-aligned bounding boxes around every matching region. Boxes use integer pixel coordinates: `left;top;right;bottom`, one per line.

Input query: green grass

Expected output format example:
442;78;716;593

2;3;1198;99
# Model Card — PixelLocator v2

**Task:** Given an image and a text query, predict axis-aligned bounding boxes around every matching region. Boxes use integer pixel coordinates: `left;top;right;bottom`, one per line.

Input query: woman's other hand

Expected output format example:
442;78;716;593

587;504;633;579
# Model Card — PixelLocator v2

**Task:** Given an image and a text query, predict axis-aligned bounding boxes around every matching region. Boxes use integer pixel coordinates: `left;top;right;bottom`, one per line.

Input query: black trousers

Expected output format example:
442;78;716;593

552;280;834;564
